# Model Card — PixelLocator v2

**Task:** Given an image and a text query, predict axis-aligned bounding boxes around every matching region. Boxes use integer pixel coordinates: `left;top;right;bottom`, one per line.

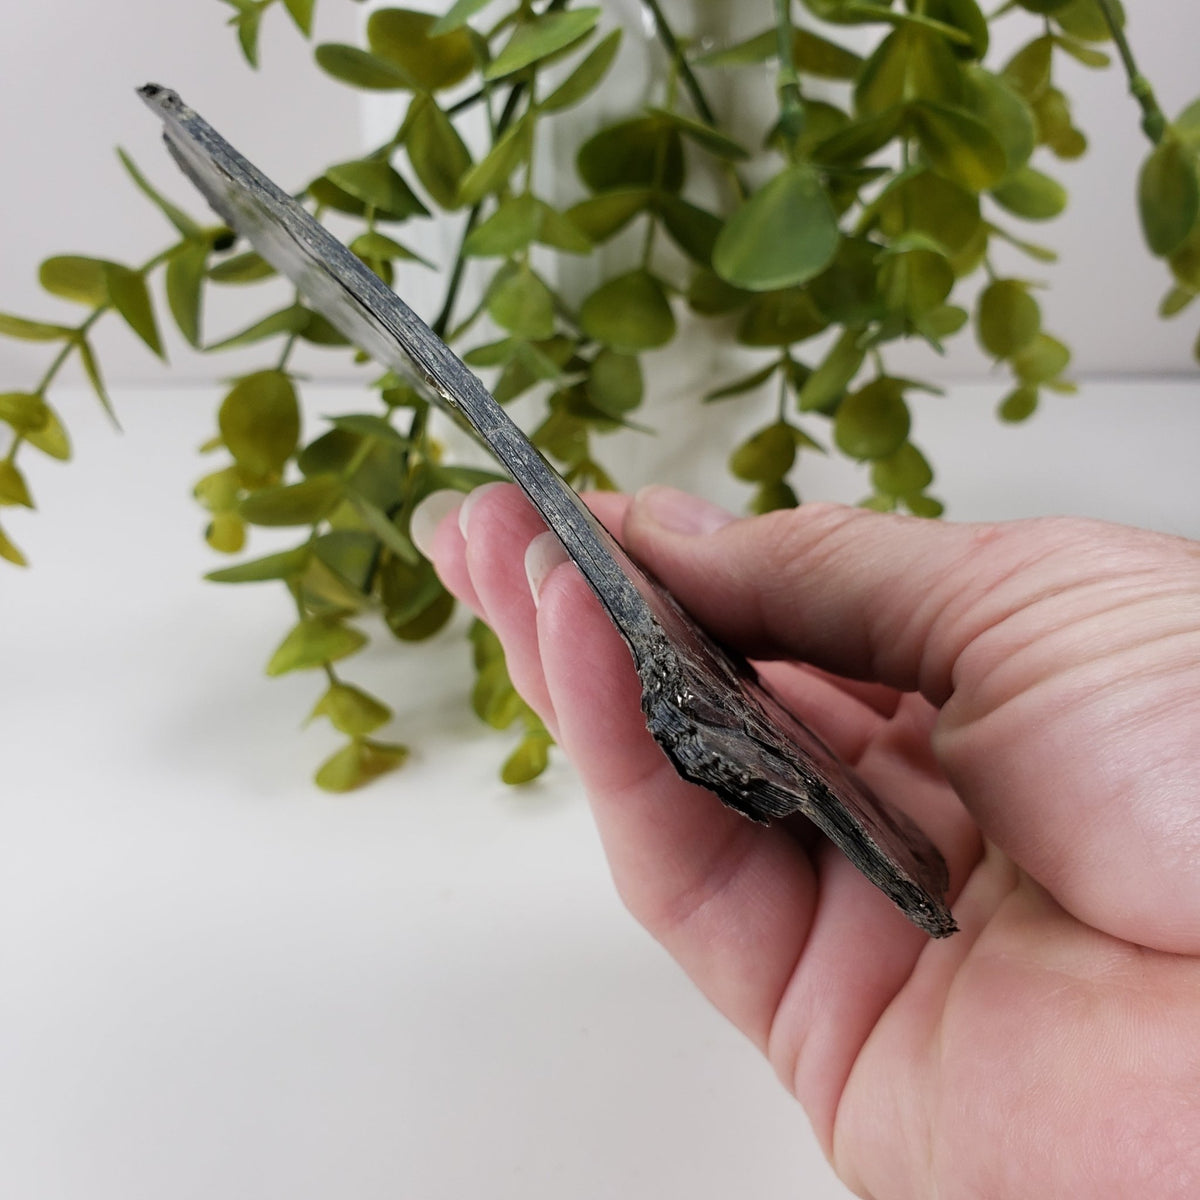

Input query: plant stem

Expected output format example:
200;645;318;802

774;0;805;154
1094;0;1167;143
641;0;717;126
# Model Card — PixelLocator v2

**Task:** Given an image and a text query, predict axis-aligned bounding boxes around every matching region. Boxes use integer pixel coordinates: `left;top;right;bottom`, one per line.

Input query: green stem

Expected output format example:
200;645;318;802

1094;0;1167;143
774;0;805;154
641;0;718;126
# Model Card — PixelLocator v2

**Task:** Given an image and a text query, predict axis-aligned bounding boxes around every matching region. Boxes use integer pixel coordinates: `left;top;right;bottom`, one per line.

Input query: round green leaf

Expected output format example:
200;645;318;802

486;264;556;340
877;171;982;254
990;165;1068;220
751;481;801;515
564;188;652;242
406;95;473;209
315;44;414;90
1011;333;1071;384
834;378;911;460
501;730;553;786
999;383;1040;422
977;279;1042;358
579;270;675;352
367;8;476;91
730;423;797;483
239;475;343;527
39;256;112;307
267;615;367;676
1054;0;1123;42
576;118;685;193
736;289;828;347
871;442;934;495
325;160;428;220
962;66;1036;176
315;738;409;793
484;8;600;80
713;165;840;292
464;194;541;258
1139;137;1200;257
206;511;246;555
588;349;643;417
911;102;1007;192
0;392;50;434
310;682;392;736
879;247;955;319
219;370;301;478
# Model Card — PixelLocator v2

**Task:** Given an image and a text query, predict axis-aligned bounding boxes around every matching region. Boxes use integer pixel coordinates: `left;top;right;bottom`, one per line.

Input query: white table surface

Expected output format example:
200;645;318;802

3;377;1199;1199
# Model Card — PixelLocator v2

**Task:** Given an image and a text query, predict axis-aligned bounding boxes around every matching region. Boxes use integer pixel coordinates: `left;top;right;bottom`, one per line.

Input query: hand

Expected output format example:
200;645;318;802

413;482;1200;1198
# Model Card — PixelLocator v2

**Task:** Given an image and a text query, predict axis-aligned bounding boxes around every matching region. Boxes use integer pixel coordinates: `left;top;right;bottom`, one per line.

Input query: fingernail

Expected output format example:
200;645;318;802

458;480;509;539
410;489;462;559
524;530;569;608
633;485;735;536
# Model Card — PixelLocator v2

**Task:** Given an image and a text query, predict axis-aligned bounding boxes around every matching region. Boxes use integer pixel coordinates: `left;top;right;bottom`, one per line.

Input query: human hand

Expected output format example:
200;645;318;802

412;482;1200;1198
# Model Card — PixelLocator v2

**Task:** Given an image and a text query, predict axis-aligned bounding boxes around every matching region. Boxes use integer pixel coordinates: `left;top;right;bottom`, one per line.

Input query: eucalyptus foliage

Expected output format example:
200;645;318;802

2;0;1197;791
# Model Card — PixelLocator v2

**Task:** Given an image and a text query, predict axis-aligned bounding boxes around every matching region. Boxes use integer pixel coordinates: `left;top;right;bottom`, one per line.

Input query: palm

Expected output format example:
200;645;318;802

423;483;1200;1198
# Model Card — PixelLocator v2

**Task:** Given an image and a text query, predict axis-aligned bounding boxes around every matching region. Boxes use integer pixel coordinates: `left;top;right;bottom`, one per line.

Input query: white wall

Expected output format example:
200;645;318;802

1;0;1199;390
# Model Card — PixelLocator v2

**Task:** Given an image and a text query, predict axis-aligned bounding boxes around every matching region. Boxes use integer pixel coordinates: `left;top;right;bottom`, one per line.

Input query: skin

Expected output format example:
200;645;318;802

416;481;1200;1199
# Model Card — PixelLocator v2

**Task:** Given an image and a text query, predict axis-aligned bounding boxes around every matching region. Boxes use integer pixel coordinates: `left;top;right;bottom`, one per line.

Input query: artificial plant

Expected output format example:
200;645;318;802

2;0;1198;791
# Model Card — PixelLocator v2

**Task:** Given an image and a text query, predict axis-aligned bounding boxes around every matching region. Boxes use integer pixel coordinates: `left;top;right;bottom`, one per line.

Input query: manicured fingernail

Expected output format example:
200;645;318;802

524;530;569;607
633;485;735;536
458;480;509;538
410;489;462;559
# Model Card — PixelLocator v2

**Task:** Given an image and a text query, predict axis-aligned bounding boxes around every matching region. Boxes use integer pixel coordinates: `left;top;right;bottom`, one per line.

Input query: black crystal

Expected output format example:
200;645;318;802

139;84;957;937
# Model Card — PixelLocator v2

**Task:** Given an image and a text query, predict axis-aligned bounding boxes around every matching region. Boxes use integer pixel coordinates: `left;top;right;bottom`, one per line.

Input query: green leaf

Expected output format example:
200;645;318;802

347;491;420;563
1003;36;1054;100
798;329;866;412
879;246;955;320
267;615;368;676
104;265;164;358
464;194;541;257
325;160;429;219
587;349;643;417
315;738;409;794
686;268;753;316
1159;284;1196;319
1139;137;1200;257
38;256;112;307
736;290;828;347
1053;35;1109;68
209;251;276;283
387;585;455;641
367;7;476;91
730;423;797;483
998;383;1039;422
713;165;840;292
812;107;905;165
0;460;34;508
327;413;410;449
501;727;553;785
206;546;312;584
961;66;1036;177
649;108;750;162
78;338;118;427
877;170;982;255
240;474;343;527
540;28;622;111
1175;97;1200;152
116;148;202;239
910;102;1007;191
457;116;533;205
315;44;415;90
430;0;495;34
219;370;301;477
282;0;315;36
655;195;723;265
0;392;50;433
990;165;1068;220
231;3;263;67
24;404;71;460
534;202;592;254
1053;0;1122;41
576;118;685;193
0;523;27;567
579;270;675;352
310;683;392;736
856;27;963;116
485;7;601;80
208;304;310;351
751;482;801;515
298;311;351;346
704;361;780;403
871;442;934;494
0;312;75;342
165;242;208;347
486;263;556;340
977;279;1041;359
904;494;944;518
922;0;989;59
1011;332;1071;384
564;188;652;241
834;378;911;460
350;230;434;268
405;94;473;209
